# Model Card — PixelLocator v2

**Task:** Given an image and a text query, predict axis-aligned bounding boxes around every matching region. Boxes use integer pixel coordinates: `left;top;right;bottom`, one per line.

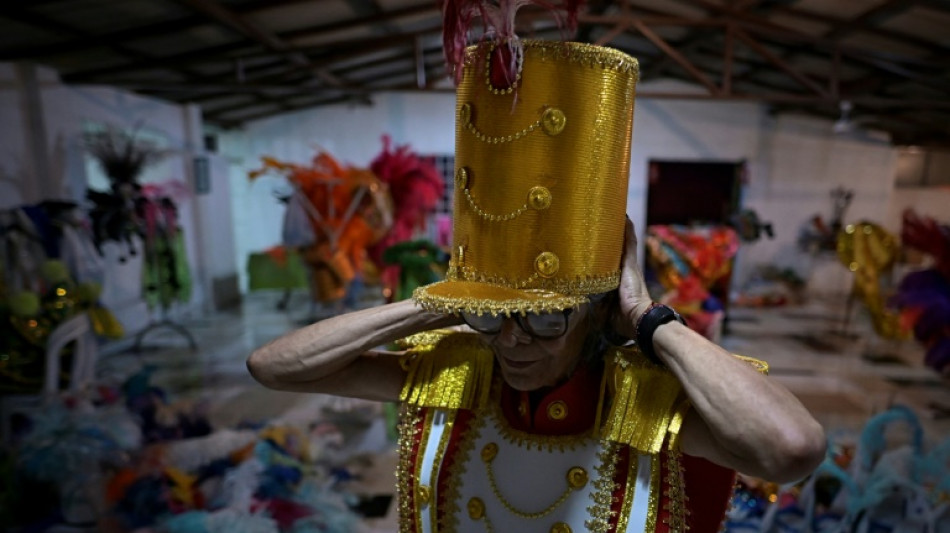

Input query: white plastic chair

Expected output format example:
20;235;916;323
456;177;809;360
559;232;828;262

1;313;99;443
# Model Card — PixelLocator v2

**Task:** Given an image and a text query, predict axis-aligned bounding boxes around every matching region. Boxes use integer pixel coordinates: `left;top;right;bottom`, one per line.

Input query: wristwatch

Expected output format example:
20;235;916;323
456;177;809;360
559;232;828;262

635;303;686;364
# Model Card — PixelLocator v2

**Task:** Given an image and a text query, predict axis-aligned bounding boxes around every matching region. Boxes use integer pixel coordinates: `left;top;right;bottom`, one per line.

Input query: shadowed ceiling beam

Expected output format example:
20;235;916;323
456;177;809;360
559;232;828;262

733;28;829;98
171;0;346;87
0;0;333;60
631;19;720;94
59;2;437;81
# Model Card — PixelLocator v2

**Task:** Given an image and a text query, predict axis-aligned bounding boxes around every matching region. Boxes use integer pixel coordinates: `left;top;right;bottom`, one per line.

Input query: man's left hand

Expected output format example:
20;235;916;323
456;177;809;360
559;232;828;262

613;216;654;338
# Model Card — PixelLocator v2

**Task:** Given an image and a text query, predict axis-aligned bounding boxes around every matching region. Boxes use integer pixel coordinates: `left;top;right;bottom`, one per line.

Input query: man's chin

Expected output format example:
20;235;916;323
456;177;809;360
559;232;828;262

498;367;547;391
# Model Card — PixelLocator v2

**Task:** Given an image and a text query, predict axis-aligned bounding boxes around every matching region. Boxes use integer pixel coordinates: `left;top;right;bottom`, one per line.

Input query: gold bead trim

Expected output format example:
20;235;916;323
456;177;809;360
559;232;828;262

551;522;572;533
481;441;586;519
445;266;620;296
463;187;529;222
464;39;640;79
482;41;524;95
463;111;541;144
461;180;552;223
462;104;566;144
584;440;623;533
395;406;424;532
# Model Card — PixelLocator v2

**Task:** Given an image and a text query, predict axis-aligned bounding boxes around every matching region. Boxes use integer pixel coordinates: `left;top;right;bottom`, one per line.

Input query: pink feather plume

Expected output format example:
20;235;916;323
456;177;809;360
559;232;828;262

442;0;585;85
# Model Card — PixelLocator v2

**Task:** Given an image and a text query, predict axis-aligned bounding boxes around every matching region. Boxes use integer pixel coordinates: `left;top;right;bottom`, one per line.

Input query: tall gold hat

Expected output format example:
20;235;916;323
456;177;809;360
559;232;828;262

413;39;639;316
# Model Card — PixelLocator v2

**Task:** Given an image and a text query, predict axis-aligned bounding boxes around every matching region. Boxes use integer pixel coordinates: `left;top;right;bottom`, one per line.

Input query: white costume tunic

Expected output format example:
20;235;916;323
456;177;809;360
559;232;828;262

395;332;759;533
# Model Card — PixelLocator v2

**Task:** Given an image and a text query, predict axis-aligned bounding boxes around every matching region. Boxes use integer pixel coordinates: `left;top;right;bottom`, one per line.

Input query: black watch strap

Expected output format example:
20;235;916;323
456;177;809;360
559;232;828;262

635;304;686;364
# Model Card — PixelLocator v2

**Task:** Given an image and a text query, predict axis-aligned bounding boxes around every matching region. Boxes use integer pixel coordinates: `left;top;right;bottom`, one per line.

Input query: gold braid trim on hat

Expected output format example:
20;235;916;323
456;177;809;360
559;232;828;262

413;283;590;316
463;40;640;79
399;332;495;410
448;264;621;294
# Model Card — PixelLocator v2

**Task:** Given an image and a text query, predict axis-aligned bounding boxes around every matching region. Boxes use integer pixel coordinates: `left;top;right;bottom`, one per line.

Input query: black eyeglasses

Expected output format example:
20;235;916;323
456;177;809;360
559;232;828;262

461;309;574;340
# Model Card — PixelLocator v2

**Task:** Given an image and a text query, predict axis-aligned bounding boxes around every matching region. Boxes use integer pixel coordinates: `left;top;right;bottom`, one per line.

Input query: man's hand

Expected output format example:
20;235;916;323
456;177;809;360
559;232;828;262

612;217;654;338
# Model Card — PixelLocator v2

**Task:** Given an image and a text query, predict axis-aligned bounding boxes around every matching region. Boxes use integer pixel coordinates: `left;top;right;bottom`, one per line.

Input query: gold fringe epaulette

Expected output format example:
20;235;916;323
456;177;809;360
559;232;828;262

600;345;684;454
394;329;457;350
399;331;494;410
599;350;770;453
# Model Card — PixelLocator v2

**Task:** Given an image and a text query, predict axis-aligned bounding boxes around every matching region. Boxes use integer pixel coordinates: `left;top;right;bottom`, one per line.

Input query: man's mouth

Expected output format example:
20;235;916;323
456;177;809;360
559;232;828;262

502;357;538;370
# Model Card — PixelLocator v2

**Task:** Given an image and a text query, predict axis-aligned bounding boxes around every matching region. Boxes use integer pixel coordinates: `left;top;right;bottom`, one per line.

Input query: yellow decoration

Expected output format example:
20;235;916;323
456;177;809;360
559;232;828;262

399;332;495;410
541;108;567;136
88;307;124;338
547;400;568;420
551;522;573;533
413;40;639;316
467;497;485;520
836;221;909;339
416;485;431;506
456;167;469;188
601;345;685;454
566;466;588;489
535;252;560;278
481;442;498;462
528;186;552;210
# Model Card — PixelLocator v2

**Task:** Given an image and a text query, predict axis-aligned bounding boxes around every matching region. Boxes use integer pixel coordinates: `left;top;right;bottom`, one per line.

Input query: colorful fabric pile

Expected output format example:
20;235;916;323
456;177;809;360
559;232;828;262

644;224;739;339
8;367;366;532
724;405;950;532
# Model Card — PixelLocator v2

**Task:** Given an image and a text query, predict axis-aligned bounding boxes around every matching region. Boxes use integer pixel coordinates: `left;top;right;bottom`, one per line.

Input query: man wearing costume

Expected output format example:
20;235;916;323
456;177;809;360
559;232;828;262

248;2;826;531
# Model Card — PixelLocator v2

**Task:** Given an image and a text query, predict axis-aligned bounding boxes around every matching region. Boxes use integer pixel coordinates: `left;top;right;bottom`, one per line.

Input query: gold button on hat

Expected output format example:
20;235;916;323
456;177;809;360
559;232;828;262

527;186;552;210
535;252;560;278
541;107;567;136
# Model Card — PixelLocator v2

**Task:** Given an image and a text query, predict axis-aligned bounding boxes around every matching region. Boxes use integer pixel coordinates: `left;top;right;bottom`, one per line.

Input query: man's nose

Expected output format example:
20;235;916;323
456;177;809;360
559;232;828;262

496;317;530;347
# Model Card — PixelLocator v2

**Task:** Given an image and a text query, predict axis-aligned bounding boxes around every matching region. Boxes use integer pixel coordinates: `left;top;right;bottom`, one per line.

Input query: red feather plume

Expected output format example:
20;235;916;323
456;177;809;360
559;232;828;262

442;0;585;85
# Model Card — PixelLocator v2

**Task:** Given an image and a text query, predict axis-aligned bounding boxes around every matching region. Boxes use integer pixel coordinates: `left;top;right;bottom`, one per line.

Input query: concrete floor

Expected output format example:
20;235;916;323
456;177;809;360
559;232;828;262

93;289;950;529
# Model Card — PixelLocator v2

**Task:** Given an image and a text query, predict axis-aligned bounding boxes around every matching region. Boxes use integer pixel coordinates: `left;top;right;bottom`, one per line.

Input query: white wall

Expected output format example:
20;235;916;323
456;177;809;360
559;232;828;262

223;81;920;298
0;64;37;208
629;80;899;296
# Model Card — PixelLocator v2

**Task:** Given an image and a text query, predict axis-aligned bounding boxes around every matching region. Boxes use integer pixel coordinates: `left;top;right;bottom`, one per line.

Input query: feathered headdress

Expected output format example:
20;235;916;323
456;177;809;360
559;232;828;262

442;0;585;86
